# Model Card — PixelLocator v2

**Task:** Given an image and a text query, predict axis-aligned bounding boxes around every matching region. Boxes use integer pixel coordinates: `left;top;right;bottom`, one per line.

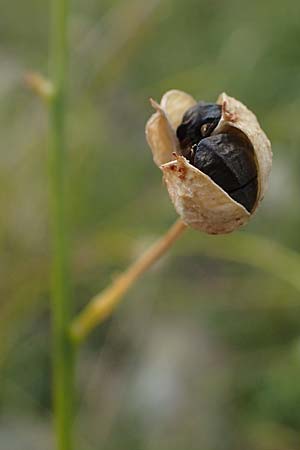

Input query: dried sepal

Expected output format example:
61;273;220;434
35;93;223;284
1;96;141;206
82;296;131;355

214;93;272;209
161;154;250;234
145;90;272;235
160;89;196;130
145;99;178;166
145;91;196;166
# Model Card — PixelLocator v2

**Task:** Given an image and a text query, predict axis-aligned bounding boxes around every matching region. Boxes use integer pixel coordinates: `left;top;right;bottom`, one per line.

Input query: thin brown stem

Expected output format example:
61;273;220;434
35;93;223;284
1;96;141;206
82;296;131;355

70;219;187;343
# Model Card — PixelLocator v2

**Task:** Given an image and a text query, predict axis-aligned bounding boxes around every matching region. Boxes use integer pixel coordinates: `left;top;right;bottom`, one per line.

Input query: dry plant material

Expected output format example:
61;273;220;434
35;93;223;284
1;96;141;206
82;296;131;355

146;90;272;234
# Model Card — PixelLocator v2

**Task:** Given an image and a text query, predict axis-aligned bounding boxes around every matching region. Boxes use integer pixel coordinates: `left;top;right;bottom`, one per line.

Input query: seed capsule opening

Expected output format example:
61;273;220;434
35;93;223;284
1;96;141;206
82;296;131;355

176;102;258;212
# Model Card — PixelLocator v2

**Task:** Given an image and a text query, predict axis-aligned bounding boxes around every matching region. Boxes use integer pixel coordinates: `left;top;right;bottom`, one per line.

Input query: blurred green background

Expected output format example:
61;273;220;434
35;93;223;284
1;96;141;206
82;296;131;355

2;0;300;449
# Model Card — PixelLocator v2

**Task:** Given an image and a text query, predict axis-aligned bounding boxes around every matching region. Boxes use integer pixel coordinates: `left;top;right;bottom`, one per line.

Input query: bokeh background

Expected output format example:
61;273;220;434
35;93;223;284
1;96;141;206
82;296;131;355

2;0;300;449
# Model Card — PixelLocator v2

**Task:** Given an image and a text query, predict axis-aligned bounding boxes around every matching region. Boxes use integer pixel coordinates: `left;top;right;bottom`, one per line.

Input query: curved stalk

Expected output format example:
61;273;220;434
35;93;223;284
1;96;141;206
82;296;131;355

70;219;187;343
70;219;300;344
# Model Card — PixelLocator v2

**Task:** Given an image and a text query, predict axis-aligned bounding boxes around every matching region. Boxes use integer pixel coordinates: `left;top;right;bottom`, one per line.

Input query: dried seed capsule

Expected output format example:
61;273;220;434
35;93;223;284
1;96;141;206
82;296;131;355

193;132;258;212
145;90;272;234
176;102;221;159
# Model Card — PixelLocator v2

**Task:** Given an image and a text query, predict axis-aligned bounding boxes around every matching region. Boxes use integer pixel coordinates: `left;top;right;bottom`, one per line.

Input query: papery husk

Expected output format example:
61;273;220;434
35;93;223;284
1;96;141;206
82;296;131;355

146;91;196;166
145;99;178;166
214;93;272;209
161;154;250;234
146;90;272;234
160;89;196;130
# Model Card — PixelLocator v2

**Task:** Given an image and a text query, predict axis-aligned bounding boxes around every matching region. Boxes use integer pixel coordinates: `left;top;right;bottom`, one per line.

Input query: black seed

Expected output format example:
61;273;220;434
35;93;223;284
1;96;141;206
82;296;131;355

229;177;258;213
193;133;258;212
176;102;221;159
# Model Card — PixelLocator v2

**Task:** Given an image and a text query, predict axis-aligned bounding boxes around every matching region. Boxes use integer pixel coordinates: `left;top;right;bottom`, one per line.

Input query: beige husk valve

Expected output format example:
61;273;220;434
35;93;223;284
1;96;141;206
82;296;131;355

146;90;272;234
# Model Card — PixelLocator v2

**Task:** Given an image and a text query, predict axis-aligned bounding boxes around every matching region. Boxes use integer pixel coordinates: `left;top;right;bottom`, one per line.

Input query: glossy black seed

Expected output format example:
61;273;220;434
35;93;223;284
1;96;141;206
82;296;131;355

176;102;221;159
194;133;258;212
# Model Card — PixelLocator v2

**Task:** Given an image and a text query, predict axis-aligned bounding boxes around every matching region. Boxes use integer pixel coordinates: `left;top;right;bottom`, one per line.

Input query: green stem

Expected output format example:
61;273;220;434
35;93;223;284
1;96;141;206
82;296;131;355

49;1;74;450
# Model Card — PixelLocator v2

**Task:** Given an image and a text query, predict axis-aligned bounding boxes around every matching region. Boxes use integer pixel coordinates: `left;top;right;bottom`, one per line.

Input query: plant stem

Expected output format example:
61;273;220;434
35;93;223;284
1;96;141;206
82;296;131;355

70;219;187;343
49;1;74;450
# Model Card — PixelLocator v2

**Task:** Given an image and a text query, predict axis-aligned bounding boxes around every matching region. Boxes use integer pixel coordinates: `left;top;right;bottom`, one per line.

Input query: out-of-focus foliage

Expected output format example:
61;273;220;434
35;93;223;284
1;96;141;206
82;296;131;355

2;0;300;449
